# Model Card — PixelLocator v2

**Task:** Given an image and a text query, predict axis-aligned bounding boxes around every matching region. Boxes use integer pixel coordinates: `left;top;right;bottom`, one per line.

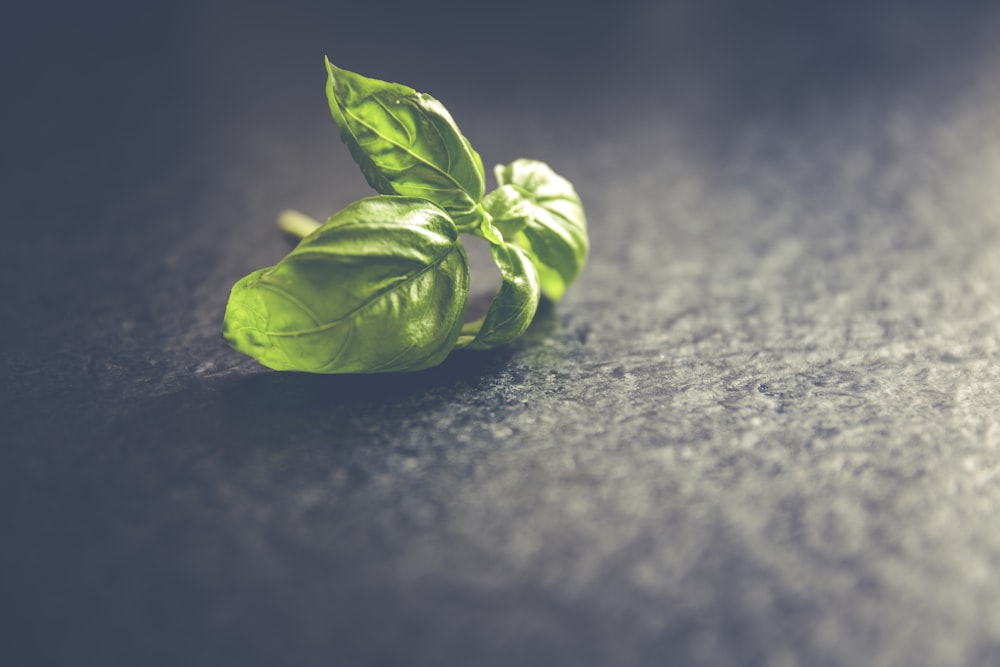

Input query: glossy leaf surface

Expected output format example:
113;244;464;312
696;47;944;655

481;184;531;238
457;242;540;351
494;159;588;301
325;59;486;227
223;197;469;373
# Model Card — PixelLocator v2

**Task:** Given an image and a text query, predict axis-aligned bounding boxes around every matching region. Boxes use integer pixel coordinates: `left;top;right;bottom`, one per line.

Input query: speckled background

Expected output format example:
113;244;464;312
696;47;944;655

4;1;1000;665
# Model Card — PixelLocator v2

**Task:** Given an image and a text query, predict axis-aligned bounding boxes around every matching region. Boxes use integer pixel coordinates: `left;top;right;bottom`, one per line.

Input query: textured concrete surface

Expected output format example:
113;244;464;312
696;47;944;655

4;2;1000;665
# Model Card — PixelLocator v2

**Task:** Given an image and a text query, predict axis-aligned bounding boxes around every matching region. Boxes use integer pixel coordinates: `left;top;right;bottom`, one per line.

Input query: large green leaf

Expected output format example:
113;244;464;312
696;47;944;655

223;196;469;373
457;242;540;351
325;59;486;228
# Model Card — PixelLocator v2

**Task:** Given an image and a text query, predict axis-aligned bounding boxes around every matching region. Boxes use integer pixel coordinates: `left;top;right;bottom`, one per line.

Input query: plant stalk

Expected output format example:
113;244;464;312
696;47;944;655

277;210;322;239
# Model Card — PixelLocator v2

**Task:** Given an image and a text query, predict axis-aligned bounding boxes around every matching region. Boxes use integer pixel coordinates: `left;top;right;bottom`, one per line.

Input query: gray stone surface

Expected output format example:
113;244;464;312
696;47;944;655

4;1;1000;665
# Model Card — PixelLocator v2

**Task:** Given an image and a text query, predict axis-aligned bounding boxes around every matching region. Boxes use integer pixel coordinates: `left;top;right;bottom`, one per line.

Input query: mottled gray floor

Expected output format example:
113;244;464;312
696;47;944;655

4;2;1000;666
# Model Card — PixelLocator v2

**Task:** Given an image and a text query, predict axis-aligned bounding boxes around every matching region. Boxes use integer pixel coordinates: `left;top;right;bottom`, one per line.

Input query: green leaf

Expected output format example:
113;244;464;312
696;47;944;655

457;242;540;351
325;58;486;228
223;196;469;374
481;184;531;237
494;159;588;301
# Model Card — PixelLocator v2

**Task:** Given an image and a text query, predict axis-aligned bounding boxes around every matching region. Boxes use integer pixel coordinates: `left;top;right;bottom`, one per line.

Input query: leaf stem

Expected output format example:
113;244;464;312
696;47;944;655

456;204;504;245
277;210;322;239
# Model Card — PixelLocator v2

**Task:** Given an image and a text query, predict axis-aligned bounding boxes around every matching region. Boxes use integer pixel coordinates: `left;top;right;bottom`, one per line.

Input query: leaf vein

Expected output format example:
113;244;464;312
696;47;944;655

261;244;461;337
342;103;472;200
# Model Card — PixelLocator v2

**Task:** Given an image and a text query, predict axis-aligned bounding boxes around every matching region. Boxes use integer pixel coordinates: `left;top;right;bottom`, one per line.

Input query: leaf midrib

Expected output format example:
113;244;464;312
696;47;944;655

261;242;462;337
341;99;475;203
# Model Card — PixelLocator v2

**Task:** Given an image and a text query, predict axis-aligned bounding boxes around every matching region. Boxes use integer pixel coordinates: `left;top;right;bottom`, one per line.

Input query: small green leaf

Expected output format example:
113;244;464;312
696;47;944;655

482;184;531;237
494;159;588;301
223;196;469;374
325;58;486;227
457;242;540;351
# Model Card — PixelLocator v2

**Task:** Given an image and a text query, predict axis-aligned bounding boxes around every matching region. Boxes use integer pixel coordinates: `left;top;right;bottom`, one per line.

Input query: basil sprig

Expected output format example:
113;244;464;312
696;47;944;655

222;61;588;373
